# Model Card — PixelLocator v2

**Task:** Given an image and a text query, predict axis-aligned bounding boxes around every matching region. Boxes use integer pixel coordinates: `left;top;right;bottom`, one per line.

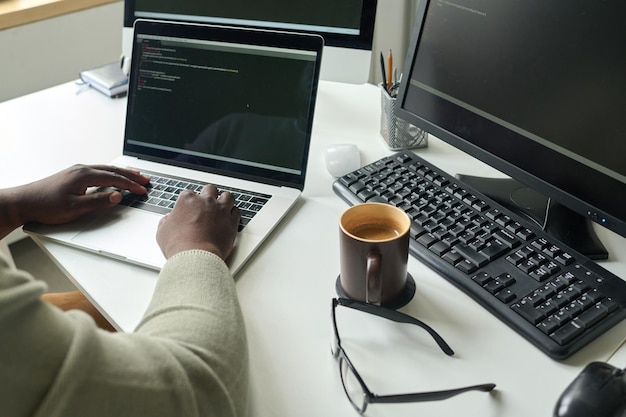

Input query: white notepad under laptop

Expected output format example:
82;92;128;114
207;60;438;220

25;19;323;275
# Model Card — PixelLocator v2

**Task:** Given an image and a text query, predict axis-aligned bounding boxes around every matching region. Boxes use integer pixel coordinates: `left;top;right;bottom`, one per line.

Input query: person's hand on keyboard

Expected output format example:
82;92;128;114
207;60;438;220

0;164;150;238
156;185;241;261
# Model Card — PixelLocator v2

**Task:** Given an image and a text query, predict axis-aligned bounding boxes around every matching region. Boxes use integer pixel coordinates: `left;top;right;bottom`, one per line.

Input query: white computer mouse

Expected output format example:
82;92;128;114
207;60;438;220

325;144;360;177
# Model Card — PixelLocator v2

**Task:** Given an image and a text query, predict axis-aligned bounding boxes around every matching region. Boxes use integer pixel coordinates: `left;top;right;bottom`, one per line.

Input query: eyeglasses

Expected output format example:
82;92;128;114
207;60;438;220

331;297;496;414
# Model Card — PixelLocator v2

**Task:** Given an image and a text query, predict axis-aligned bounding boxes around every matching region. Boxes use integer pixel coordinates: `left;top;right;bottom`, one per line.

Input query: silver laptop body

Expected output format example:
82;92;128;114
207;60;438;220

25;19;323;275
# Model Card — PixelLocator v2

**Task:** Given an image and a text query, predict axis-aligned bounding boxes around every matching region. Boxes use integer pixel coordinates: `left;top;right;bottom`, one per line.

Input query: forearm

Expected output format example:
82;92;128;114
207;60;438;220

136;250;249;416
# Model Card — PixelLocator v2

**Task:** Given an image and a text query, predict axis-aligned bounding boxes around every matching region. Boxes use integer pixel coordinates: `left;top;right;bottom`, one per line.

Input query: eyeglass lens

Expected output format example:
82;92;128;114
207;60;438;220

339;356;368;413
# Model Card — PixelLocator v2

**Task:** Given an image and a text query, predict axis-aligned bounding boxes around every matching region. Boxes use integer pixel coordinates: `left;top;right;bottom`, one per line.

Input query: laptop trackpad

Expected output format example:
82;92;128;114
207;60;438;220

71;208;164;267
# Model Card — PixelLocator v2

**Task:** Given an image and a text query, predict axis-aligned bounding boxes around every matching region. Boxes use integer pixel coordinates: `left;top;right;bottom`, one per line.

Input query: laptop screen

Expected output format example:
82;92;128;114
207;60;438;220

124;20;323;189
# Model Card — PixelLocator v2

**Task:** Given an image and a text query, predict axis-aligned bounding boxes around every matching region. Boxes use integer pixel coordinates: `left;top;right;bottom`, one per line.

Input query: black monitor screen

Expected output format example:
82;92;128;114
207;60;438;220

398;0;626;240
124;0;377;49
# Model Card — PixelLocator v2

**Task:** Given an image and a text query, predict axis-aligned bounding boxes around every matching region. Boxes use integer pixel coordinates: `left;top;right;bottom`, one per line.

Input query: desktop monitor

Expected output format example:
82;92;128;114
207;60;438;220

122;0;377;84
396;0;626;259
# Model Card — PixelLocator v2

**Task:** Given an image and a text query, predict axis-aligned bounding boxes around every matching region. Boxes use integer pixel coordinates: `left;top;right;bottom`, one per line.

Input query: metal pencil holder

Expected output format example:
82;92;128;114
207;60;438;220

379;83;428;150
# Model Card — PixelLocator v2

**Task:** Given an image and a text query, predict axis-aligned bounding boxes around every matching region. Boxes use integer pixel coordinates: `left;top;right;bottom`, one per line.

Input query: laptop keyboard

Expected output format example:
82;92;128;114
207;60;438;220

119;173;271;231
332;151;626;359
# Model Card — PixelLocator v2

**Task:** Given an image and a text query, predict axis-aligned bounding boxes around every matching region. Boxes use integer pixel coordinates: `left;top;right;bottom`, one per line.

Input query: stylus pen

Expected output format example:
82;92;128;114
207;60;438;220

380;52;388;93
387;49;393;91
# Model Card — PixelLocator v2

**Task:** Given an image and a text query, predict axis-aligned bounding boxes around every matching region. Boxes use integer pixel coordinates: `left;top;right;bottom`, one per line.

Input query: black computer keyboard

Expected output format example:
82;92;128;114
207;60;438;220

332;151;626;359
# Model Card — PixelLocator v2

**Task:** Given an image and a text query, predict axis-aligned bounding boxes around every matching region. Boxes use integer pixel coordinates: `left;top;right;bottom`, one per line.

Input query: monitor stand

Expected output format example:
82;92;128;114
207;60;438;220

456;175;608;260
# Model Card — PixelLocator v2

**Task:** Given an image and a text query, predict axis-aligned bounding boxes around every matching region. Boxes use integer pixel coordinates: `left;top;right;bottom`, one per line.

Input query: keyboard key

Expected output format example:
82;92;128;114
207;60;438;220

348;181;366;194
537;300;558;316
551;322;585;345
555;252;575;265
496;289;516;303
512;301;545;325
453;243;489;267
484;280;505;294
472;272;492;286
455;259;478;274
429;241;450;256
516;228;535;241
574;304;608;329
442;249;463;266
506;252;525;266
497;273;516;287
417;233;437;248
480;239;509;260
537;316;561;335
492;229;520;248
130;201;170;215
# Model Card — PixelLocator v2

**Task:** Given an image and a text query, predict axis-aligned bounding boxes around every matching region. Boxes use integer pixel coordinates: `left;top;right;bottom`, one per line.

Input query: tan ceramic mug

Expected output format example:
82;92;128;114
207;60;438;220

338;203;412;306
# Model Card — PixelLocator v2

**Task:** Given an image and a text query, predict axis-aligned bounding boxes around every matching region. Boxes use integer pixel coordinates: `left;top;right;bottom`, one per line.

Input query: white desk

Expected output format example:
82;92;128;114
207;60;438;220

2;81;626;417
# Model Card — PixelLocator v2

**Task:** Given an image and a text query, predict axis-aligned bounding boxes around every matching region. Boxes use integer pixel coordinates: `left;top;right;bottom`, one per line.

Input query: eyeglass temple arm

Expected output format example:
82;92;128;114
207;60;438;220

370;383;497;404
336;298;454;356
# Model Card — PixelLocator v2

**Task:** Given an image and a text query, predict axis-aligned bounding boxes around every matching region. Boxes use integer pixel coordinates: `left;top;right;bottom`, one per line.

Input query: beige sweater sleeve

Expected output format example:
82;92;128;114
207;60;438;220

0;250;248;417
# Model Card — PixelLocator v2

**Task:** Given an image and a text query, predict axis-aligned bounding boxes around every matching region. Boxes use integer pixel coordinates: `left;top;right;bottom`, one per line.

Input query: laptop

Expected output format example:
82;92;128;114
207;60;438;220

25;19;323;275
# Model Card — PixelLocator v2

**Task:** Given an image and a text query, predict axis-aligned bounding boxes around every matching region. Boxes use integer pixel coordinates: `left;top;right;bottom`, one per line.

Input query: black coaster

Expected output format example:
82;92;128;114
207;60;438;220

335;273;416;310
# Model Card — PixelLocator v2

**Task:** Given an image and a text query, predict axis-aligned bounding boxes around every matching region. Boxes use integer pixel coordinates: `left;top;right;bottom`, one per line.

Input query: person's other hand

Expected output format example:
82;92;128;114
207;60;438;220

10;164;150;227
156;185;240;261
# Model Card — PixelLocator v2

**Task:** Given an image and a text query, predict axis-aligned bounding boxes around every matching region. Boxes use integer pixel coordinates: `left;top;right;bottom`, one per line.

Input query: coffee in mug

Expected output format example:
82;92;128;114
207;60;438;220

350;223;400;240
338;203;411;306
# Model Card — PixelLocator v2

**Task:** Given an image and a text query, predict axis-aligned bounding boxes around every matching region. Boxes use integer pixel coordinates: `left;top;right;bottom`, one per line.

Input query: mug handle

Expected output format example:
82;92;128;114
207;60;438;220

365;252;382;305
